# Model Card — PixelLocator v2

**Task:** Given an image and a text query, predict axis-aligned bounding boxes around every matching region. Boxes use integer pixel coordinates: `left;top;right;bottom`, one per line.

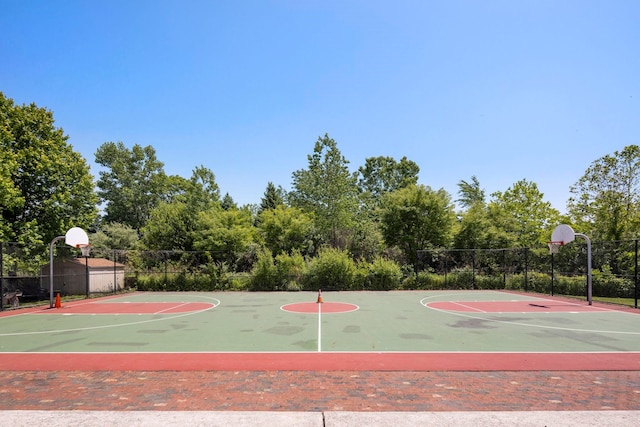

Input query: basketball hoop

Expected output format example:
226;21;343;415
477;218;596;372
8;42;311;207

549;224;593;306
77;243;92;257
547;241;564;254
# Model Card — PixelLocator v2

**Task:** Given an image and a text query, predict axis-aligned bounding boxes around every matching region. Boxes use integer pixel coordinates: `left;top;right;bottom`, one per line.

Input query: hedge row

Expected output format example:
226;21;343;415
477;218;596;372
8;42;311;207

132;248;635;298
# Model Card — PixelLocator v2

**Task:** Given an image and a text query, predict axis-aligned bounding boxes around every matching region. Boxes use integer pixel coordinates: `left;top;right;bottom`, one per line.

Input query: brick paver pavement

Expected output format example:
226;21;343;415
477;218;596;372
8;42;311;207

1;370;638;411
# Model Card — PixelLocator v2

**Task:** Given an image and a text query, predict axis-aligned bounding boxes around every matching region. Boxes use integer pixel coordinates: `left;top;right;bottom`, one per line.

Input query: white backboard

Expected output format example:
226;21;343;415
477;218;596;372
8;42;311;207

65;227;89;247
551;224;575;244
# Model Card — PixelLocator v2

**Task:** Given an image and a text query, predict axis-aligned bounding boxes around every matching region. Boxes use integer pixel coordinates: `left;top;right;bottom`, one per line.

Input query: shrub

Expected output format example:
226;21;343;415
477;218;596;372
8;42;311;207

401;272;444;290
303;247;356;291
551;275;587;297
229;273;251;291
448;268;475;289
363;257;402;290
475;274;505;290
592;268;632;298
506;272;550;293
274;251;307;291
250;249;277;291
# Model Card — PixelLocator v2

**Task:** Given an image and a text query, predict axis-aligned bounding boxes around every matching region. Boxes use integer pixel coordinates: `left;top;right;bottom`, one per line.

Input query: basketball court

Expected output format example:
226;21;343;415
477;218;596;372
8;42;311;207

1;290;638;371
1;290;639;424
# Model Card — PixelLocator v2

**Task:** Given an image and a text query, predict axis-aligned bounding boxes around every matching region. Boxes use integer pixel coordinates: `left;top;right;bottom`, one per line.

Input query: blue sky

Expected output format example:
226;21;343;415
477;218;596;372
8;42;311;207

2;1;639;212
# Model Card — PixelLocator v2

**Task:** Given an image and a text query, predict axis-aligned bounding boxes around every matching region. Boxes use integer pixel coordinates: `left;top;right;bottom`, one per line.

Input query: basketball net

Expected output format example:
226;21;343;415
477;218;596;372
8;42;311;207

547;241;563;254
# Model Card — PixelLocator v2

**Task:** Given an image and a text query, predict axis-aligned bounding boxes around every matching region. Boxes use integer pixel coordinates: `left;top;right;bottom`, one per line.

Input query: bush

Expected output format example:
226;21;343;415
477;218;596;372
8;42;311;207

274;251;307;291
401;272;444;290
303;248;356;291
551;275;586;297
229;273;251;291
250;249;277;291
133;262;236;291
592;267;633;298
363;257;402;290
448;268;475;289
475;274;505;290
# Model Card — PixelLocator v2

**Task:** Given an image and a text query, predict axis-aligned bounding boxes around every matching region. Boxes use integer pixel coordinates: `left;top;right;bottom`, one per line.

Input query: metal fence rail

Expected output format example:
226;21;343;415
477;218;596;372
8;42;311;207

2;240;639;310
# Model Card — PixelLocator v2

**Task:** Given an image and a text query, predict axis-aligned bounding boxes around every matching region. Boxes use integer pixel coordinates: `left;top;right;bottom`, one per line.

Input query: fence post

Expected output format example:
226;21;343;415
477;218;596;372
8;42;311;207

444;251;448;287
0;242;3;311
524;247;529;292
113;250;117;294
472;250;476;290
550;252;555;296
635;240;638;309
502;249;507;288
164;251;168;285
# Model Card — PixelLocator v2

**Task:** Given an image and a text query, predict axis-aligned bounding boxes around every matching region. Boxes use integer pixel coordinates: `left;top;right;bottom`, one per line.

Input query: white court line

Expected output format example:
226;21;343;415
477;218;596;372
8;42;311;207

449;301;487;313
153;302;191;315
0;298;220;337
317;303;322;352
423;302;640;336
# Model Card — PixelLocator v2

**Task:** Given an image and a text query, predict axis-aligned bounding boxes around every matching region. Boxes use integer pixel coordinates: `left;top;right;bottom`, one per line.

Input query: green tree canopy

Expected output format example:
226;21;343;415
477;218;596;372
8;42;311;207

453;203;512;249
141;201;194;251
488;179;560;247
89;222;139;257
221;193;237;210
95;141;168;231
0;92;97;244
258;181;285;215
192;206;257;265
290;134;359;248
357;155;419;205
186;165;220;210
568;145;640;240
379;184;455;268
456;175;485;209
141;167;221;251
257;205;315;256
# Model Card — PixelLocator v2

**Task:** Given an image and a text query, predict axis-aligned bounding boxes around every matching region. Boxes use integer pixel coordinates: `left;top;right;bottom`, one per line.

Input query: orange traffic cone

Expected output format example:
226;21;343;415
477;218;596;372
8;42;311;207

317;289;323;304
55;292;61;309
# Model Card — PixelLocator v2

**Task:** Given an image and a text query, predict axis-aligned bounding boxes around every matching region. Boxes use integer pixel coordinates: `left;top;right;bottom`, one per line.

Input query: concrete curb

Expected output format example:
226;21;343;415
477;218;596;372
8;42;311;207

2;410;639;426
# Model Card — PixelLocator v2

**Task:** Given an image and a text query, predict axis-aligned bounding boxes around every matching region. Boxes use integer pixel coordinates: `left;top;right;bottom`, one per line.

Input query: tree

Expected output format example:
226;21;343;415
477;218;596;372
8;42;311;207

456;175;485;209
453;203;512;249
357;156;419;205
192;206;257;266
257;205;315;256
488;179;560;247
568;145;640;240
379;185;455;269
141;167;221;251
186;165;220;210
258;182;285;215
0;92;97;244
141;201;194;251
221;193;237;210
453;176;505;249
290;134;359;248
89;222;139;258
0;99;21;241
348;216;384;261
95;141;167;231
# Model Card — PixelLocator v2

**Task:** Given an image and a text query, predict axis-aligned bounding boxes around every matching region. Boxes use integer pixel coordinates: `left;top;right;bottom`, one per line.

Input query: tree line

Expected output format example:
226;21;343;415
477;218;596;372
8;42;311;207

2;92;640;279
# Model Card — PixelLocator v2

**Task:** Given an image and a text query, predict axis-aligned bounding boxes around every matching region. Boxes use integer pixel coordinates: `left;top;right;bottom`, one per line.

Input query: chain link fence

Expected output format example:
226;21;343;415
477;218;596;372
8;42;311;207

417;240;639;307
2;239;639;310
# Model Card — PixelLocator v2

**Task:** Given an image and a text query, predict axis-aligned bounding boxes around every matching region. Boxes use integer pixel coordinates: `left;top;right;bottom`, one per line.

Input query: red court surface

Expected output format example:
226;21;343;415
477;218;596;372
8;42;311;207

282;301;359;313
1;293;639;372
32;301;215;314
426;300;606;313
1;350;639;371
1;293;639;412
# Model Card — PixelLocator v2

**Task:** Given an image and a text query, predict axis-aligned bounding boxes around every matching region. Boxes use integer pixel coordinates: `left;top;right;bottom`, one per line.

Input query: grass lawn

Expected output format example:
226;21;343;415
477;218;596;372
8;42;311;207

592;296;639;308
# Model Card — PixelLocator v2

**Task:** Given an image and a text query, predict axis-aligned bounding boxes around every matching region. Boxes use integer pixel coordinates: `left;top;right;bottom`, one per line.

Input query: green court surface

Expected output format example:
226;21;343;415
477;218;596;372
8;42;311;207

1;290;639;354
